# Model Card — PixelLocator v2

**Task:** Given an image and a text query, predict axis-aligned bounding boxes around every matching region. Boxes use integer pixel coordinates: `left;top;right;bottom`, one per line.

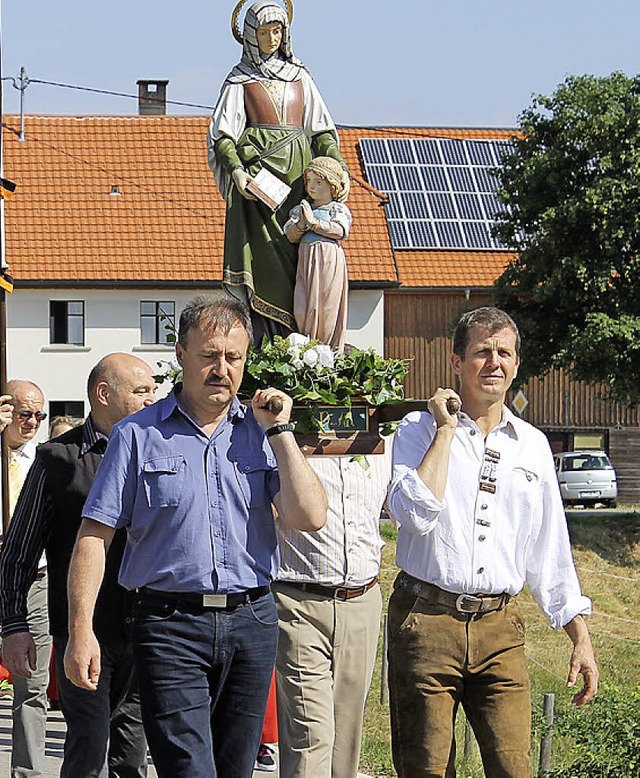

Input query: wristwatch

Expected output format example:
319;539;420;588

266;423;295;437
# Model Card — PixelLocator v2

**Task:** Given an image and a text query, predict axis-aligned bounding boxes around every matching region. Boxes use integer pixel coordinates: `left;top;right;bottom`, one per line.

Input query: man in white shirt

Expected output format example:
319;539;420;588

274;450;391;778
2;379;50;778
387;307;599;778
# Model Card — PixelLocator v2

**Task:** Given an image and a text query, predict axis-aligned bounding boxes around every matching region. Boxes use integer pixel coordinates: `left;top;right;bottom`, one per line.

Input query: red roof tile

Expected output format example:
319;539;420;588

2;117;517;289
395;250;515;288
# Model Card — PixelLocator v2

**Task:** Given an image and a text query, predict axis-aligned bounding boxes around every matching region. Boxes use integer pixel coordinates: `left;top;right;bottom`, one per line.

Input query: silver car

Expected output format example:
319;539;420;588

553;451;618;508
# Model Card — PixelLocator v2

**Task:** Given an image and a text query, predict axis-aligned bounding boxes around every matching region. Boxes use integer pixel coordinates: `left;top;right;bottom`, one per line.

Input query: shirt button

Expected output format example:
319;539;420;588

481;504;488;510
477;567;485;574
478;535;486;542
470;430;477;436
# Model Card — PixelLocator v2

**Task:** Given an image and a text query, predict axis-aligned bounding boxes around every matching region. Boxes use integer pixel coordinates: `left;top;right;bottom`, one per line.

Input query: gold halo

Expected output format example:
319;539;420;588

232;0;294;44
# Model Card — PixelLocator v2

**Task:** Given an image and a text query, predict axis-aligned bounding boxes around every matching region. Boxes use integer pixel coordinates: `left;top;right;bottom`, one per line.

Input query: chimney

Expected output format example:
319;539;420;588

137;79;169;116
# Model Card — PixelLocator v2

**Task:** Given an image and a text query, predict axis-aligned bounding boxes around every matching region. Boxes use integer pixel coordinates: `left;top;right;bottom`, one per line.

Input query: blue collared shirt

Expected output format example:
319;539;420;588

82;388;281;593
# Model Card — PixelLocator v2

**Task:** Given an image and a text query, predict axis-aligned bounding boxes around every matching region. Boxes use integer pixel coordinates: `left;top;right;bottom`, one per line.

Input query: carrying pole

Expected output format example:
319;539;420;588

0;0;12;535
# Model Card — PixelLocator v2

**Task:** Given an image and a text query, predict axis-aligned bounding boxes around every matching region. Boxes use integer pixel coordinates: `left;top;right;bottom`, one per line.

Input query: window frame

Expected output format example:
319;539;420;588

140;301;176;346
49;300;85;346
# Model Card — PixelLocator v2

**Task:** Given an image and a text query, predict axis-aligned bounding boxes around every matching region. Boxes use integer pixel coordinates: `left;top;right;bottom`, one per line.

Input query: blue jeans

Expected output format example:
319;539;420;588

54;634;148;778
130;590;278;778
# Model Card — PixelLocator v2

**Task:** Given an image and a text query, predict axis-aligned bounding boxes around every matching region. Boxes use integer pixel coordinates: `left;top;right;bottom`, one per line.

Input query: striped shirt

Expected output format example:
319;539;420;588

5;440;44;570
276;449;391;587
0;416;107;636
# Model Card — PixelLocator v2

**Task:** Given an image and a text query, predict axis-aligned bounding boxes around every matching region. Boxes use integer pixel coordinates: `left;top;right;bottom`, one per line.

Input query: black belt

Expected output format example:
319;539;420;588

283;577;378;601
138;585;271;610
396;572;510;614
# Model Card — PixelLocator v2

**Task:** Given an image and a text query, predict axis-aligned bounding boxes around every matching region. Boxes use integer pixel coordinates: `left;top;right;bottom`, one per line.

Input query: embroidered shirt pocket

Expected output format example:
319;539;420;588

142;456;186;508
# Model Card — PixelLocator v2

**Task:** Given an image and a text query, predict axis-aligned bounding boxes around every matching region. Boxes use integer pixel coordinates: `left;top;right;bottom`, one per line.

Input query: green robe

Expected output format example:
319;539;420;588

216;126;343;333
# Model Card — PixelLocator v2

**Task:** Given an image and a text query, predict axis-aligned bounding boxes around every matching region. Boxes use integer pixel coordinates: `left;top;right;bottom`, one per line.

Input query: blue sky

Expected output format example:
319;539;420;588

1;0;638;127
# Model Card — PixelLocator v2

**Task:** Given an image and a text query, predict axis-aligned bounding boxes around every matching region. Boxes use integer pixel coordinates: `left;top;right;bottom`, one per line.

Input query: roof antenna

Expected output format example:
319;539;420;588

10;66;29;142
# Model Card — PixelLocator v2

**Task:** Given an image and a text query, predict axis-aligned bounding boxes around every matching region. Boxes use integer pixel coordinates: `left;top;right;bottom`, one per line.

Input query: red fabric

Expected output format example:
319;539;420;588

261;671;278;744
47;647;59;701
0;662;11;682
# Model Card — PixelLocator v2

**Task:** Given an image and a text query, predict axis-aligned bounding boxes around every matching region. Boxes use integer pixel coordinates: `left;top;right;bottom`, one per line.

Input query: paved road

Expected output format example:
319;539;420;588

0;695;372;777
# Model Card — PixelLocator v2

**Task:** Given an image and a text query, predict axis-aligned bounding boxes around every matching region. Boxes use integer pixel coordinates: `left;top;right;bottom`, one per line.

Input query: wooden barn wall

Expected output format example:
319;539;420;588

384;291;492;401
609;429;640;505
384;291;640;431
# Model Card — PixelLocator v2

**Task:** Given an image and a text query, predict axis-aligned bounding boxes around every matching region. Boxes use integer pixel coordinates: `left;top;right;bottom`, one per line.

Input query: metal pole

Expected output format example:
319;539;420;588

538;693;555;776
0;0;11;535
18;66;27;141
380;613;389;706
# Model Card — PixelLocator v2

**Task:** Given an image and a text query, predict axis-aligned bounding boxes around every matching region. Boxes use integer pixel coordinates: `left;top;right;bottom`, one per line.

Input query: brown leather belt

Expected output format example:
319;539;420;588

283;577;378;601
396;571;510;614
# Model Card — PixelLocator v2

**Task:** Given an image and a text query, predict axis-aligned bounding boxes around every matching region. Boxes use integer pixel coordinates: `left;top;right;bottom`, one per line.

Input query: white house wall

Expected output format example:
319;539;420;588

5;288;385;443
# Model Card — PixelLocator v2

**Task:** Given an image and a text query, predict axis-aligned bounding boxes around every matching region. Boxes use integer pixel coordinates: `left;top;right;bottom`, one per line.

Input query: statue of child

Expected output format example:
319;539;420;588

284;156;351;352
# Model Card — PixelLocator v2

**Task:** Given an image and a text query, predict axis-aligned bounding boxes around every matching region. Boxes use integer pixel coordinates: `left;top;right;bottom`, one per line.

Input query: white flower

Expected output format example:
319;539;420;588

315;345;334;368
287;333;310;348
169;358;181;372
291;357;304;370
302;348;319;367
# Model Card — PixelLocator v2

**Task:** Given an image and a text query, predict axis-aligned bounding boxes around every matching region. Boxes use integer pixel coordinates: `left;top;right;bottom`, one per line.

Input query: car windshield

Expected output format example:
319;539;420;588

561;454;611;472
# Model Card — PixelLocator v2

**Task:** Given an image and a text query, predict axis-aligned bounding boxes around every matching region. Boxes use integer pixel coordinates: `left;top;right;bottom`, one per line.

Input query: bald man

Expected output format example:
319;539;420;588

1;379;49;778
0;354;156;778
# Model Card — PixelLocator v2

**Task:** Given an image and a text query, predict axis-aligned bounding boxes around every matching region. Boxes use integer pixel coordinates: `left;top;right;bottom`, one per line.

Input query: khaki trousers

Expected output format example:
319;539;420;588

388;583;532;778
11;574;51;778
274;581;382;778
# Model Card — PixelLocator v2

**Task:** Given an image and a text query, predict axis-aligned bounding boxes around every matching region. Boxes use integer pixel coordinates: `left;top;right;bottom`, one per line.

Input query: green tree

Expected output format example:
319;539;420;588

493;72;640;404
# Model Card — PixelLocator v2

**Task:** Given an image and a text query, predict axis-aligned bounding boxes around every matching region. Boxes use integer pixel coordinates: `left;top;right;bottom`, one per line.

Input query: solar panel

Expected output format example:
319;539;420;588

456;193;483;220
420;166;448;192
386;192;403;219
401;192;429;219
435;221;464;248
388;139;416;165
448;167;476;193
388;220;410;248
359;137;513;250
427;192;456;219
414;140;441;165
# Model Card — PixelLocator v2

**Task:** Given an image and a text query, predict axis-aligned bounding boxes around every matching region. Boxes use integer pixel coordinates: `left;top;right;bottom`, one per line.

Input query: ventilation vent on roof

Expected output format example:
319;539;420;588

137;80;169;116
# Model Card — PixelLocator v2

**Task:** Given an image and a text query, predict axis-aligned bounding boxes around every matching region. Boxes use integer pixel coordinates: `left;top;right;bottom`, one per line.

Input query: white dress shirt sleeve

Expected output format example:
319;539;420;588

524;446;592;629
388;412;446;536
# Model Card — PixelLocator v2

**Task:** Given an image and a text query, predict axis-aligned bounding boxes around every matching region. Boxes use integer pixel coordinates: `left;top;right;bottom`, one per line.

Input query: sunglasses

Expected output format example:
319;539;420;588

15;411;48;423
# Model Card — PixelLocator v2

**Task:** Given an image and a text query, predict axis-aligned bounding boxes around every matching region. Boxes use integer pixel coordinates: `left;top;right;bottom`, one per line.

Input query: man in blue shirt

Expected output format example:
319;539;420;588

64;296;328;778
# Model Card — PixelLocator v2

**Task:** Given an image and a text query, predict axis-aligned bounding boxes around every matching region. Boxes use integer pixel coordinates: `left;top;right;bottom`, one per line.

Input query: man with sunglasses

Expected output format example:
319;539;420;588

1;357;156;778
1;379;49;778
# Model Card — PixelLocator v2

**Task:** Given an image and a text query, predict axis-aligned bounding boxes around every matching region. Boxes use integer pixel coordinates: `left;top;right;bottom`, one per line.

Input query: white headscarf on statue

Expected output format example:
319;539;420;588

225;0;307;85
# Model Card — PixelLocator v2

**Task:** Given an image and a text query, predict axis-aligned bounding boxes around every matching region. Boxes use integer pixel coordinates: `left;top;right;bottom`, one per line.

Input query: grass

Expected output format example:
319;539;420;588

359;510;640;777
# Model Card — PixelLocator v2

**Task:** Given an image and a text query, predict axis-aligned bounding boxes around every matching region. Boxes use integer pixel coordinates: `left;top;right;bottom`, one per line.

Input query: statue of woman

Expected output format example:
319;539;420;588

208;0;347;343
